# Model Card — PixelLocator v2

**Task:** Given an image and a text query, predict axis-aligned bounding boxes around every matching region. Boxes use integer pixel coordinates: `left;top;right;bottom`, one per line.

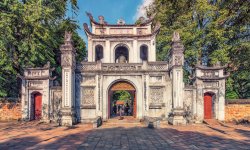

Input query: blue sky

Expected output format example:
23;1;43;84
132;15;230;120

67;0;147;43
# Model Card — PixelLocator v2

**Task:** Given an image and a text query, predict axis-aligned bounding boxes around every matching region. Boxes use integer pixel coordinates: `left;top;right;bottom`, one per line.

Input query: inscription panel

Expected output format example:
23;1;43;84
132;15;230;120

201;70;219;78
64;71;70;107
25;70;49;78
203;81;219;88
28;81;43;88
110;28;133;35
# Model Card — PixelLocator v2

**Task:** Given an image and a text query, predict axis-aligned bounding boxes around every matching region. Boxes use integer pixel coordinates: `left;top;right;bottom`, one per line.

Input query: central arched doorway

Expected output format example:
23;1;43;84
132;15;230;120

108;81;136;118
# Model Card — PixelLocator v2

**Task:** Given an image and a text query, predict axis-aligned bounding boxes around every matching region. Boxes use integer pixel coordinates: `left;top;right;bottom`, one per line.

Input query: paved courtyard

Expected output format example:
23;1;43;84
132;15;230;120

0;120;250;150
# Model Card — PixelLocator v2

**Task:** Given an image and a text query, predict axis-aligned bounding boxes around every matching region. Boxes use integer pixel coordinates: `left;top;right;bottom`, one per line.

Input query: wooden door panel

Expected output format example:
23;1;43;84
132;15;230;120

204;93;212;119
35;94;42;120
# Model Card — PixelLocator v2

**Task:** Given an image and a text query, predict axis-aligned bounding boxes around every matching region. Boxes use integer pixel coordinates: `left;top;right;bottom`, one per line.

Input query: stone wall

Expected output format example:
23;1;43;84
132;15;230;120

225;99;250;122
0;99;21;121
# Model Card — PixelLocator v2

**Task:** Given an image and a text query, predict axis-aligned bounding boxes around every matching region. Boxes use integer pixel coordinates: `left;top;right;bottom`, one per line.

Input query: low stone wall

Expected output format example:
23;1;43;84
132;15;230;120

0;98;21;121
225;99;250;122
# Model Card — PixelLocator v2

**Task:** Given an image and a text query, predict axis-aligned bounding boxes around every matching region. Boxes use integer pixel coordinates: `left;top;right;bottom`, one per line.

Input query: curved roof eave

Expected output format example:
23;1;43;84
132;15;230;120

86;12;154;27
83;23;160;39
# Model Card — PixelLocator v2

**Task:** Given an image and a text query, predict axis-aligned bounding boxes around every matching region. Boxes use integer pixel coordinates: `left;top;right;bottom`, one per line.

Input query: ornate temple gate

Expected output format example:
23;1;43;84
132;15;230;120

108;81;136;118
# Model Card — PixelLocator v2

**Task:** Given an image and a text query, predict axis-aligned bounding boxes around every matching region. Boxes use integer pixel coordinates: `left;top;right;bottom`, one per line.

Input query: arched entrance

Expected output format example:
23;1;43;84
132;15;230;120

204;92;215;119
31;92;42;120
108;81;136;118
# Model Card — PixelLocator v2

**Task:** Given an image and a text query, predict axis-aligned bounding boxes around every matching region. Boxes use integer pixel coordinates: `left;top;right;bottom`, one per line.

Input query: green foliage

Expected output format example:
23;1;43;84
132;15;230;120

148;0;250;98
0;0;86;97
113;91;132;103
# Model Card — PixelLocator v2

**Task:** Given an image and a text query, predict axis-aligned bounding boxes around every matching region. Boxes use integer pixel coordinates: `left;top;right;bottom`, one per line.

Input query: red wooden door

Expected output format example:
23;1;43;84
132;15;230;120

133;91;136;118
204;93;212;119
34;93;42;120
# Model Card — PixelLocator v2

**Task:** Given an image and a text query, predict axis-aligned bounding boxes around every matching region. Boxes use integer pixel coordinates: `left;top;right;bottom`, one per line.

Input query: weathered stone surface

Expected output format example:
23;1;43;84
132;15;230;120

143;116;161;128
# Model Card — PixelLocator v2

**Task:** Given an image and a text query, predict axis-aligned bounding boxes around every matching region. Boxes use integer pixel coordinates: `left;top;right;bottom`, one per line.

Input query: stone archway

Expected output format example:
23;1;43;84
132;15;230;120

108;81;136;118
31;92;42;120
204;92;215;119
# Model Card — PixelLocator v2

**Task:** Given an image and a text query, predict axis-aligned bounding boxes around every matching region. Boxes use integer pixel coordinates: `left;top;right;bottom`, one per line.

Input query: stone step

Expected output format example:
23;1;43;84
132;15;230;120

203;119;221;126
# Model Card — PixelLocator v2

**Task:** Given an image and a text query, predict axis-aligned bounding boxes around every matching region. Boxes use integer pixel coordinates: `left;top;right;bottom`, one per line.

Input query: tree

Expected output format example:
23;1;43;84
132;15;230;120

0;0;86;97
113;91;132;104
147;0;250;98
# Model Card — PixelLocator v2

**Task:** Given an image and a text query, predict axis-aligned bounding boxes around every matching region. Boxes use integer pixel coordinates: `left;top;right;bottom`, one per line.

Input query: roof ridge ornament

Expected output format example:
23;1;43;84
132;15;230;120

172;31;180;42
117;18;125;25
64;31;72;42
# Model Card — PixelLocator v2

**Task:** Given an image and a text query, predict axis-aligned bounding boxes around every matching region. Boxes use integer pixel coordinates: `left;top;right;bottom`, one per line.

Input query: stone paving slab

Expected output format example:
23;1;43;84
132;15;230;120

0;121;249;149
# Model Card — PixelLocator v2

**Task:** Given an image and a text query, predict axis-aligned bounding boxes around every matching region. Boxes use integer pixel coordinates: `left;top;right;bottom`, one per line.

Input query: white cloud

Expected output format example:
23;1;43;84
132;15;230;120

134;0;154;21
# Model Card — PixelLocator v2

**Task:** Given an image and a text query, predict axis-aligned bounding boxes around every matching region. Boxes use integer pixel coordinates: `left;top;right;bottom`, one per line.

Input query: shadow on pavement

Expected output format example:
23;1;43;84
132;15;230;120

0;122;250;149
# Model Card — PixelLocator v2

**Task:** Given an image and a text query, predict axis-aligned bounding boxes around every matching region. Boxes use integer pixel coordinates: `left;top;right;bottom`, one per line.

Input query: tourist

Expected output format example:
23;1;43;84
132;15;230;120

113;104;116;116
118;105;122;119
125;103;129;116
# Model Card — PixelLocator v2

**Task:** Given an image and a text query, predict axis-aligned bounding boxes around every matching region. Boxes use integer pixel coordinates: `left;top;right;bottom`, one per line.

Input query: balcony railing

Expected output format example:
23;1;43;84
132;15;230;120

76;61;169;72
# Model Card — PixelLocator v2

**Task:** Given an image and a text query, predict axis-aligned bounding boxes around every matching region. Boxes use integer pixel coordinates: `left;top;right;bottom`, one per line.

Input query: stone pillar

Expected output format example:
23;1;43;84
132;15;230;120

168;32;186;125
133;39;138;63
60;31;77;126
105;40;110;63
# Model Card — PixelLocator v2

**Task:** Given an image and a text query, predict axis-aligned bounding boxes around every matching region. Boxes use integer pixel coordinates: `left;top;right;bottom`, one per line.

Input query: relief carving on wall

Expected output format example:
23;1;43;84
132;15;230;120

83;76;96;85
149;76;162;83
81;87;95;105
149;87;164;103
61;55;71;67
174;56;182;66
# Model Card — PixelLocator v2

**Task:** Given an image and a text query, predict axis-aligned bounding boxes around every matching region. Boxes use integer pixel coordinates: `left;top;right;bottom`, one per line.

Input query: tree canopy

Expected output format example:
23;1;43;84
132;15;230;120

113;91;132;104
0;0;86;97
146;0;250;99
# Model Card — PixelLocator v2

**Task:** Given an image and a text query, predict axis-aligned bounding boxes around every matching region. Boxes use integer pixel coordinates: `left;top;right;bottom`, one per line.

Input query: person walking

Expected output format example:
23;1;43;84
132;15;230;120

118;105;122;120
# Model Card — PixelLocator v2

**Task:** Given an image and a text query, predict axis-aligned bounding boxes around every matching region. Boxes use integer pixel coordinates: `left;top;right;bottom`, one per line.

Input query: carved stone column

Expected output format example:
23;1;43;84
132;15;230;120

168;32;186;125
60;31;76;126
